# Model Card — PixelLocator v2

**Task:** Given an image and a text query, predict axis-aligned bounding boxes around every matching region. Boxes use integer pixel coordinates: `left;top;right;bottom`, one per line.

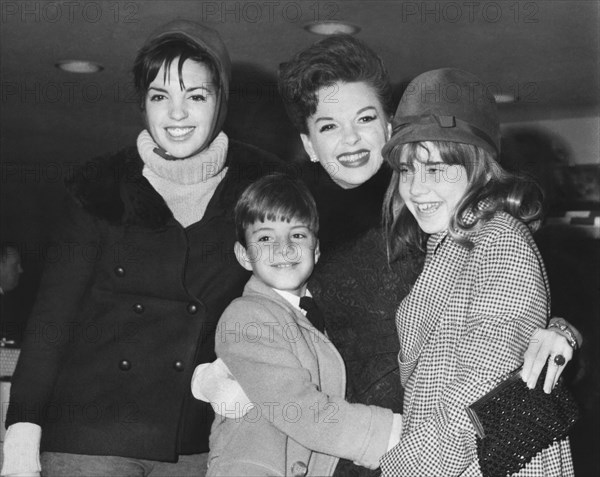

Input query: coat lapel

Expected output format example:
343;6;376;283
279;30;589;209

243;276;347;398
66;147;173;228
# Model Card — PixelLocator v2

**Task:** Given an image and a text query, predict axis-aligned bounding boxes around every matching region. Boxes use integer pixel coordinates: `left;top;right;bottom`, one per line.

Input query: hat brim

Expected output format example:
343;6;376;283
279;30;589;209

382;121;499;159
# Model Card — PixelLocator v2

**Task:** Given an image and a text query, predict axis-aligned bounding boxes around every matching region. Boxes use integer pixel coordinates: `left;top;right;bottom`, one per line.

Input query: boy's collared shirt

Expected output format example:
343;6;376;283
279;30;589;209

273;288;328;335
272;288;312;315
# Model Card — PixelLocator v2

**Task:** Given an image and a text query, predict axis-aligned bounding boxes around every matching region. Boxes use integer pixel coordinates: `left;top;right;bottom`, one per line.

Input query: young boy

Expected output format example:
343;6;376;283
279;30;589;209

192;173;400;477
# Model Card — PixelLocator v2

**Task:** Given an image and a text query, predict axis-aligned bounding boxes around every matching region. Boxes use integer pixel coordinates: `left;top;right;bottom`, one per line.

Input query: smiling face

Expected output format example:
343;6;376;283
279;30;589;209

235;218;320;297
300;81;391;189
144;58;217;158
398;142;469;234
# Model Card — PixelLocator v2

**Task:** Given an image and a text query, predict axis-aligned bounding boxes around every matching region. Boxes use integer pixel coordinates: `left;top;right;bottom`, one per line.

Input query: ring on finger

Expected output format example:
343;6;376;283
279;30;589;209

553;354;566;366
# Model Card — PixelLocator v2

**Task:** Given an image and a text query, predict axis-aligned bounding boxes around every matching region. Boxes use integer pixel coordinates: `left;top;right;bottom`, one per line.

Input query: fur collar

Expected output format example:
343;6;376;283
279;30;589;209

66;147;173;228
66;140;281;229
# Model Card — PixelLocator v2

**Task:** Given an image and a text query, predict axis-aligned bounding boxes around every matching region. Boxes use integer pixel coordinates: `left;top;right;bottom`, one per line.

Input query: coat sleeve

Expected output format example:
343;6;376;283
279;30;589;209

215;299;394;469
6;196;100;426
382;228;548;476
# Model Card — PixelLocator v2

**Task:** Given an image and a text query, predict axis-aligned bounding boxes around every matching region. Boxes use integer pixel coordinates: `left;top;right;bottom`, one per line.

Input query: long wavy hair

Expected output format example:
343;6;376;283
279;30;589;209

383;141;544;260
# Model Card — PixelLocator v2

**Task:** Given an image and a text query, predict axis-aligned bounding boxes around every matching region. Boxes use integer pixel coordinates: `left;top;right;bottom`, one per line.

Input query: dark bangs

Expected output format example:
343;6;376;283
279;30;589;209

133;35;219;103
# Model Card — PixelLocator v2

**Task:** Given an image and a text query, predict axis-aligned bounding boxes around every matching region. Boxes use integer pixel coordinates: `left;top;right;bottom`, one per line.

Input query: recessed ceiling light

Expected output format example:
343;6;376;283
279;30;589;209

493;93;516;104
55;60;103;74
303;21;360;36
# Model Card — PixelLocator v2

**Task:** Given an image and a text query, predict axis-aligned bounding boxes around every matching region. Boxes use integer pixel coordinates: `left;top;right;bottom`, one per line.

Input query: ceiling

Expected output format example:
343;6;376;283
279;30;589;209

1;0;599;244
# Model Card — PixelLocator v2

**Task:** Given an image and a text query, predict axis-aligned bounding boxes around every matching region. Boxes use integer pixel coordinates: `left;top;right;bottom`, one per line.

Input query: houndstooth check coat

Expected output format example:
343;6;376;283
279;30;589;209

380;211;574;476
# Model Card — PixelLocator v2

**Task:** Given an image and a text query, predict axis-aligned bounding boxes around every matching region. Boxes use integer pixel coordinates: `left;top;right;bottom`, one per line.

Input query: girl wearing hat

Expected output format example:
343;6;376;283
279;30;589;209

380;68;574;476
2;20;279;477
196;36;580;477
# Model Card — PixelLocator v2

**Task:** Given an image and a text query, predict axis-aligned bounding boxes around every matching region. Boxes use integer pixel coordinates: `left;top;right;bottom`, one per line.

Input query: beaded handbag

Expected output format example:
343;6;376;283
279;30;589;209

466;365;579;477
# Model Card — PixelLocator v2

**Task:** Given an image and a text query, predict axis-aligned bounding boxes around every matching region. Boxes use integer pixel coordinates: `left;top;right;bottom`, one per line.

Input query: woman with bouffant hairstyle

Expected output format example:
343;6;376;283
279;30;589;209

277;36;579;476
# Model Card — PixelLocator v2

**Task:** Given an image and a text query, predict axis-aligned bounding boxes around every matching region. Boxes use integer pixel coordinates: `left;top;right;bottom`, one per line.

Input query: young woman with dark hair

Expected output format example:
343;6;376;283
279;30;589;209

2;20;279;477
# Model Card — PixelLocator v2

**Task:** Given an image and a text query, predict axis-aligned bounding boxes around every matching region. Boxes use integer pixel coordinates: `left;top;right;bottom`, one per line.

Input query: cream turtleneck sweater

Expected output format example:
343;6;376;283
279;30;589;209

137;129;229;227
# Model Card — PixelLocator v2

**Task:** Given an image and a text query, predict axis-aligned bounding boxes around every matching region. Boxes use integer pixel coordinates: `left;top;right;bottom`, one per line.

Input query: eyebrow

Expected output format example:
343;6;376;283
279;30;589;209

400;159;446;166
249;226;274;234
250;224;311;234
314;106;377;123
147;85;213;94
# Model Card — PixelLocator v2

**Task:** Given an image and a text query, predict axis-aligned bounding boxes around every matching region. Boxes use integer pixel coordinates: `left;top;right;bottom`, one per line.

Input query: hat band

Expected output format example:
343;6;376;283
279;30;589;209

392;114;498;153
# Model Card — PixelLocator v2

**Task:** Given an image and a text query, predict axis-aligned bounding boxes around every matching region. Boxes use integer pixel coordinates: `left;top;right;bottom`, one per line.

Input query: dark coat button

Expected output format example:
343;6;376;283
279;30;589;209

119;359;131;371
187;303;198;314
114;266;125;277
173;360;184;372
133;303;144;314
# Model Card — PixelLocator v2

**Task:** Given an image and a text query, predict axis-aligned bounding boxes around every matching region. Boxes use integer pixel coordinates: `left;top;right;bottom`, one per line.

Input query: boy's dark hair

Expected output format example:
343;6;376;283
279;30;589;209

133;35;219;106
235;173;319;247
278;34;394;134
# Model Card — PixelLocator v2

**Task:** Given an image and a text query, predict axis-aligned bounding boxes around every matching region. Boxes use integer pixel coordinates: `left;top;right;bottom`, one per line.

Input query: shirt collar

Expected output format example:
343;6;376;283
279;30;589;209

272;288;312;313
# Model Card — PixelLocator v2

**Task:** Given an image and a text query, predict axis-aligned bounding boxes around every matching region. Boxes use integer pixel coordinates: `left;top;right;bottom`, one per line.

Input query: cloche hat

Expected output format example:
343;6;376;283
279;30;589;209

383;68;501;157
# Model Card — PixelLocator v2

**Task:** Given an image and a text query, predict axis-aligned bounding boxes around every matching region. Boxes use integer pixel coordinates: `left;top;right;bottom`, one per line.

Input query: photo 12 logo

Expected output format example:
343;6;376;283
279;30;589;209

399;80;540;104
398;1;539;24
2;81;104;104
197;1;340;24
1;1;140;24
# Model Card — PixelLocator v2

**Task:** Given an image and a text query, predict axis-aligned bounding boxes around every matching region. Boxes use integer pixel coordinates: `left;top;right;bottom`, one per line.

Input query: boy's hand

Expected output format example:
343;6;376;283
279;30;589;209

191;358;254;418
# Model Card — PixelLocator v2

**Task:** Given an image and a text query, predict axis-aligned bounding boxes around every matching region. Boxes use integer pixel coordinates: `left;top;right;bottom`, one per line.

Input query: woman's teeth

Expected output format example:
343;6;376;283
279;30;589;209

167;127;194;138
338;151;368;163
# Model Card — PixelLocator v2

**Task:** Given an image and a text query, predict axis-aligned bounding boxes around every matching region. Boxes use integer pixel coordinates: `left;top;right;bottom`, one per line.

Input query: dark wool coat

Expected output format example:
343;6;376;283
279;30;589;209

6;140;281;462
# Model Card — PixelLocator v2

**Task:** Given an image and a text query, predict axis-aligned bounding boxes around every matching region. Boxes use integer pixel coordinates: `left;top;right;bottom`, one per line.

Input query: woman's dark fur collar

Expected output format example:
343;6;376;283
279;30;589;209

66;147;172;228
65;140;282;229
